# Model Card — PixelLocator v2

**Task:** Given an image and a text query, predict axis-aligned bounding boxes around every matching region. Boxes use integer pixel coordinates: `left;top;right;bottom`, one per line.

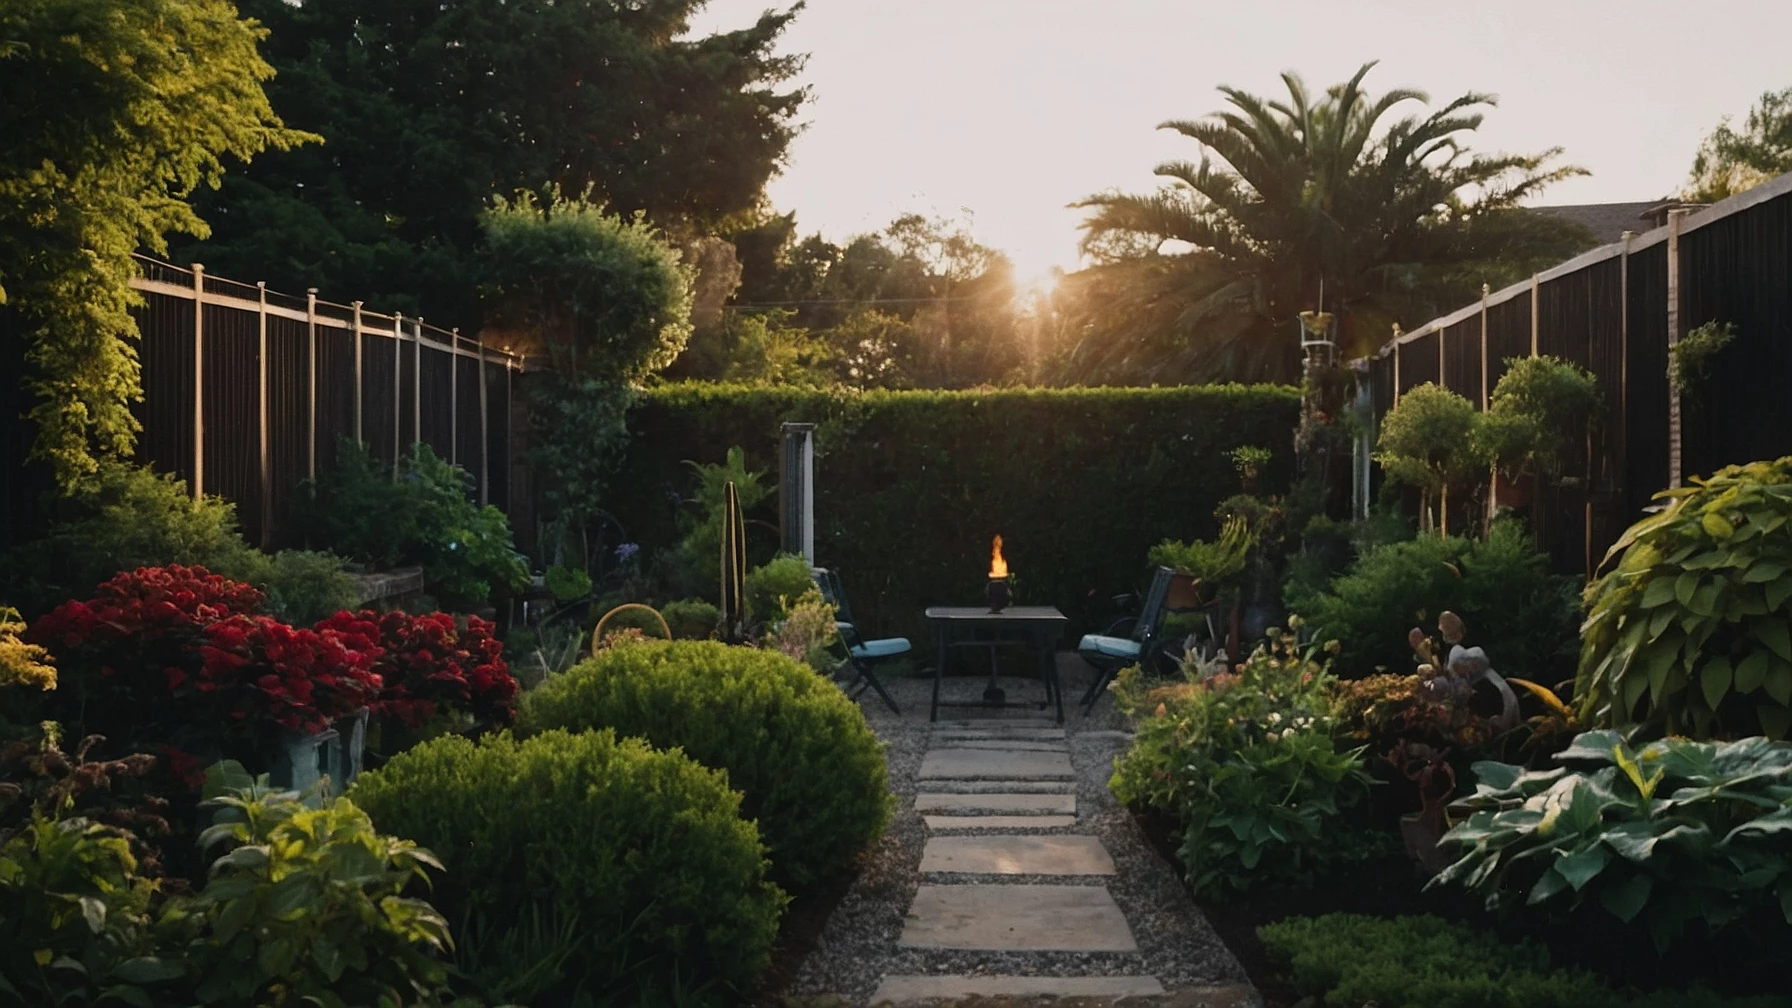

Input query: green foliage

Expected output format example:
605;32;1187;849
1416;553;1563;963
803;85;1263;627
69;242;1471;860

617;382;1300;642
745;554;818;625
672;446;773;598
660;599;720;640
1685;86;1792;203
0;607;57;691
1670;321;1738;397
518;640;889;890
1475;355;1602;480
765;588;841;674
481;189;692;382
1109;631;1373;899
0;0;314;486
0;813;169;1006
1375;383;1482;511
543;563;593;603
1298;521;1580;681
1;461;267;616
1066;62;1592;384
525;373;636;530
1434;730;1792;952
296;441;528;608
164;772;459;1006
1148;517;1255;603
181;0;803;329
261;550;361;625
1577;458;1792;738
348;728;783;997
1257;913;1778;1008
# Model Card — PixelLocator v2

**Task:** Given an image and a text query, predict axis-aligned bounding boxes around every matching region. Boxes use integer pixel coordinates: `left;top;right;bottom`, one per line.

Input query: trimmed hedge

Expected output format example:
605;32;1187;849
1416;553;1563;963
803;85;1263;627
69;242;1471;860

519;639;890;889
614;382;1300;643
347;729;785;996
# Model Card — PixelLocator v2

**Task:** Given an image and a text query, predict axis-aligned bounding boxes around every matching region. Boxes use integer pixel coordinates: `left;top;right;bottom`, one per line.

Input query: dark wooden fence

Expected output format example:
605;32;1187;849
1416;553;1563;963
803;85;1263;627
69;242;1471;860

3;256;523;551
1360;173;1792;575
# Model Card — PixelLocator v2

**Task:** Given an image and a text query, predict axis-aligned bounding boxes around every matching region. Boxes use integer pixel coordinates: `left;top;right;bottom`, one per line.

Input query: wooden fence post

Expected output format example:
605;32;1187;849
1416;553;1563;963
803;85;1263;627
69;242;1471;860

413;318;423;464
1392;325;1402;403
1667;208;1689;489
1479;283;1490;409
306;288;318;480
352;301;364;446
392;313;404;475
257;281;271;549
477;340;489;506
192;263;205;498
1530;274;1541;357
449;328;460;466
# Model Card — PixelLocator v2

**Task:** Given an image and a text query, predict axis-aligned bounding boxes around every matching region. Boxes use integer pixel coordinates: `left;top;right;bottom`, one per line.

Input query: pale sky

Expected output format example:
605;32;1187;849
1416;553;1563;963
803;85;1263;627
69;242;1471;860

683;0;1792;282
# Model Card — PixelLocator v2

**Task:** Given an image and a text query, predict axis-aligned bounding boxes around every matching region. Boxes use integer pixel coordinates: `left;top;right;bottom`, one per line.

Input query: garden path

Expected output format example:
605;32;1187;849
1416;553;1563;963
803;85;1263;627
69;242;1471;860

787;661;1257;1007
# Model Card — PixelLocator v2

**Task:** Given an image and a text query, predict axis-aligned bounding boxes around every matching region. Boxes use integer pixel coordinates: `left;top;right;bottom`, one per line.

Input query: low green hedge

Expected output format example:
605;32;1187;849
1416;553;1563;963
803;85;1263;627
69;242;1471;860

347;728;785;998
519;639;890;889
1258;914;1785;1008
613;382;1300;643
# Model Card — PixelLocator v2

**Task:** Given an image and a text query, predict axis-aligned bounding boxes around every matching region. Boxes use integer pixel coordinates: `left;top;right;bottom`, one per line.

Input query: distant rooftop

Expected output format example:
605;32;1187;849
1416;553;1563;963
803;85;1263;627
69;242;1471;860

1530;199;1705;244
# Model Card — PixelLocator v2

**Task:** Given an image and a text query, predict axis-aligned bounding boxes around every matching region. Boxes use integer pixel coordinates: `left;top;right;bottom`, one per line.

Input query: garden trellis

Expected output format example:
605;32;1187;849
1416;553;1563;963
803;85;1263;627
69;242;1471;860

122;256;523;548
1358;172;1792;576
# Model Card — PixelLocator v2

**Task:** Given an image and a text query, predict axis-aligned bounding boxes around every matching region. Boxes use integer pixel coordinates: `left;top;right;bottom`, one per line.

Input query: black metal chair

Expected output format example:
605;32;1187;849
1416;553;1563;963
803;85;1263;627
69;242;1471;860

1076;566;1175;715
812;567;904;714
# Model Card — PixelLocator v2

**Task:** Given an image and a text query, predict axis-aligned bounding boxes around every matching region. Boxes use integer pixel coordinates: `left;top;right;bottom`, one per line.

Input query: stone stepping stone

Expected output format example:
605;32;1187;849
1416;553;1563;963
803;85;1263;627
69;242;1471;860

915;792;1076;815
899;884;1137;951
870;974;1166;1004
923;814;1077;832
919;780;1074;794
933;727;1067;740
918;748;1073;780
927;739;1067;752
920;834;1116;875
935;719;1061;729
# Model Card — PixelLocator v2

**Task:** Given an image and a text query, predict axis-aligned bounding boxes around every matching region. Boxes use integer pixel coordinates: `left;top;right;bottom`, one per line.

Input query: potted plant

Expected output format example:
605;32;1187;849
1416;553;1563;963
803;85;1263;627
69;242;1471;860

1148;517;1254;612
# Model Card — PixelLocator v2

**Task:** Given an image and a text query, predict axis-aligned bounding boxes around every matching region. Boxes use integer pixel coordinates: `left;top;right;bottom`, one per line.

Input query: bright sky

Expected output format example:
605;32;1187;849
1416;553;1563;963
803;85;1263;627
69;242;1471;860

684;0;1792;283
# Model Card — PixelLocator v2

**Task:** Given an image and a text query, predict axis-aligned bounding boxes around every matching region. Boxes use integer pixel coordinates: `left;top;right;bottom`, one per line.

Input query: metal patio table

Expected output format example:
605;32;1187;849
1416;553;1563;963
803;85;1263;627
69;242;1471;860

924;605;1069;723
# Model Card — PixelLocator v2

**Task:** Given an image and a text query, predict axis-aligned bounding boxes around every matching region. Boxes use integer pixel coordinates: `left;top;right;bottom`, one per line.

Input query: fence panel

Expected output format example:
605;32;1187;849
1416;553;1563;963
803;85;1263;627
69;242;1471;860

1396;330;1439;393
201;303;264;544
268;315;311;544
1624;243;1670;520
1442;317;1480;401
361;331;398;469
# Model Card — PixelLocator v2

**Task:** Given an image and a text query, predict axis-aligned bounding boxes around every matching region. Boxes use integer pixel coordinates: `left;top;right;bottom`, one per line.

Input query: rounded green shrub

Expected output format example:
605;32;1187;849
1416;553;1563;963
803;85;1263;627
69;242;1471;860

347;729;784;996
744;553;816;624
661;598;721;639
519;639;890;889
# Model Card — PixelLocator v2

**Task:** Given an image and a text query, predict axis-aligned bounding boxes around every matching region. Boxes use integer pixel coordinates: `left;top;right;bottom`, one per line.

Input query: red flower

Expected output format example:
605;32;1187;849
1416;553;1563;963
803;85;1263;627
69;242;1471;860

319;609;517;728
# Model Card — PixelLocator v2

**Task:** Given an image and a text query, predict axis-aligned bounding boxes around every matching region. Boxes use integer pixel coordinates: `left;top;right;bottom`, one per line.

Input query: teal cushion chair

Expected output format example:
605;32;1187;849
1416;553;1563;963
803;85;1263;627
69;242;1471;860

812;566;904;714
1076;566;1174;715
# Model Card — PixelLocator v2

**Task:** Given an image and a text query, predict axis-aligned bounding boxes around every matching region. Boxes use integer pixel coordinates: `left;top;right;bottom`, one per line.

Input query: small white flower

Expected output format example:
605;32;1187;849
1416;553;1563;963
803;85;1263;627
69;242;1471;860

1267;712;1283;725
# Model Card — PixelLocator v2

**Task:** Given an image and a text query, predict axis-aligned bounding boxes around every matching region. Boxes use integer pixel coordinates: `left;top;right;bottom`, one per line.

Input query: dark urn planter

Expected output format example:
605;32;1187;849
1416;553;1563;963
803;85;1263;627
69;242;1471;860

985;577;1011;613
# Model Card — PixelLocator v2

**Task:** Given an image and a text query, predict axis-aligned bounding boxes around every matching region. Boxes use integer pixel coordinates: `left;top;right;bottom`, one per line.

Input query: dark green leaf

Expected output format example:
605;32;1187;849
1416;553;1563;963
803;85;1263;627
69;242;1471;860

1600;873;1653;922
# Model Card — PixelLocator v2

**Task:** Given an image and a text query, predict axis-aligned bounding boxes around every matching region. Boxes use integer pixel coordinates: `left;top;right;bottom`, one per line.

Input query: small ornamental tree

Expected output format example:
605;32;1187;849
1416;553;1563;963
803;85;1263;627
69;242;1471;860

1474;355;1601;487
1375;383;1482;535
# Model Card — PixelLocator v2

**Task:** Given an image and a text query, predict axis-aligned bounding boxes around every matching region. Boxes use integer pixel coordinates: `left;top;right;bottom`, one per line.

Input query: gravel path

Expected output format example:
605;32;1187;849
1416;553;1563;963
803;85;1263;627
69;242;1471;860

788;660;1252;1006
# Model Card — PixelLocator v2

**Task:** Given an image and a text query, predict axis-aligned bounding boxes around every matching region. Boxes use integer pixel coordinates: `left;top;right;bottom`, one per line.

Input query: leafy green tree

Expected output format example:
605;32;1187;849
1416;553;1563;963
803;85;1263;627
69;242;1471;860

1065;62;1594;385
0;0;313;487
1684;86;1792;203
1374;383;1482;535
180;0;805;328
480;190;693;551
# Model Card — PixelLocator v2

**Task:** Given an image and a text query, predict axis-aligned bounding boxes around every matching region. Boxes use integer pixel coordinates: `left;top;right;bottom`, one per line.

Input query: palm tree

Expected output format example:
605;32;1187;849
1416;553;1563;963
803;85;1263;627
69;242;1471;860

1059;62;1594;385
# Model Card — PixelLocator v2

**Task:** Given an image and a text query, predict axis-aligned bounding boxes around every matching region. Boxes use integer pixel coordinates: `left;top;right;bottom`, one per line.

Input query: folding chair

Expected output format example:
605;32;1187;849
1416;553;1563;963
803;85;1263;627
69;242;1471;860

812;567;904;714
1076;566;1175;715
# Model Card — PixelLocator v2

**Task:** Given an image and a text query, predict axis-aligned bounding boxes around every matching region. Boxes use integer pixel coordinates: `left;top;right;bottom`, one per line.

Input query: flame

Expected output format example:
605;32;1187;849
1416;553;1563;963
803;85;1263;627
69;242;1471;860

988;535;1009;579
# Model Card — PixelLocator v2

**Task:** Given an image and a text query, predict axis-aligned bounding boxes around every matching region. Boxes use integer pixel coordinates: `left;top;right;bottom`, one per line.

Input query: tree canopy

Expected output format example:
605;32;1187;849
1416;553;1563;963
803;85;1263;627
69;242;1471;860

0;0;312;486
1061;62;1595;386
177;0;806;329
1684;86;1792;203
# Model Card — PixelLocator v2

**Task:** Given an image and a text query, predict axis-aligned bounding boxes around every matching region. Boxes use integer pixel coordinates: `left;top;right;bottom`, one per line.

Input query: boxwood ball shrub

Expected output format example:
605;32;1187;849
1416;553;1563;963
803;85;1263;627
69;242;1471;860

347;729;784;996
519;639;890;889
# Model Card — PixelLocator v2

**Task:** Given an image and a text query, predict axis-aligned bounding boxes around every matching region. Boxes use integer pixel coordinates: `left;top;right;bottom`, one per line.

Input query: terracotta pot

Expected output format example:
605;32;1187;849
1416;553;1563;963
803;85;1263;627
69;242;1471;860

1166;574;1204;611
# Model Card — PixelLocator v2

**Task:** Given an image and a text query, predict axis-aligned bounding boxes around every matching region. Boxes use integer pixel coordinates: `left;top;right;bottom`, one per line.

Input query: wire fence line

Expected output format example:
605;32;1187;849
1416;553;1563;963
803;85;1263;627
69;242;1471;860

1356;173;1792;576
123;255;524;548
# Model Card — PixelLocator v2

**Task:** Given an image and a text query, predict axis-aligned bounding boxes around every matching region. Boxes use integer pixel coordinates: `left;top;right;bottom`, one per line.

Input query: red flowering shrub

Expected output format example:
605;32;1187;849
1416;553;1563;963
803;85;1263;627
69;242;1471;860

31;565;383;755
315;610;516;728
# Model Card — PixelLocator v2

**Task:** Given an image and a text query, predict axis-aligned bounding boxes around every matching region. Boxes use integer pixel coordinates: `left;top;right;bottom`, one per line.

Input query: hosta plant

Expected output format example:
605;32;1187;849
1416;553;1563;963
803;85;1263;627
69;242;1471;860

1432;729;1792;950
1576;457;1792;739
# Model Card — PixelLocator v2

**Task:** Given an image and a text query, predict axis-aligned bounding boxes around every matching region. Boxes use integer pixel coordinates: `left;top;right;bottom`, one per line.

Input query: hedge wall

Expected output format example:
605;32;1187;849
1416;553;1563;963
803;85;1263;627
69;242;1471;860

613;382;1300;647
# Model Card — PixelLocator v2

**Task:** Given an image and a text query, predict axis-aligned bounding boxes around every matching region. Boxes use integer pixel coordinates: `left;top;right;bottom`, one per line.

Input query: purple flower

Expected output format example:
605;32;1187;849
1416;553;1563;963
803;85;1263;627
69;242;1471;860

615;542;640;563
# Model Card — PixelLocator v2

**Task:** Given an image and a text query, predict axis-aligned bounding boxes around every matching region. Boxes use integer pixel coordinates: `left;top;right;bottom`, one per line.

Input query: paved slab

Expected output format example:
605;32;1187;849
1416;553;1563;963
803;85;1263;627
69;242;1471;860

923;814;1077;832
917;748;1074;780
870;974;1166;1004
932;727;1067;741
925;739;1068;752
920;834;1116;875
915;792;1077;814
899;884;1137;951
919;780;1075;794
